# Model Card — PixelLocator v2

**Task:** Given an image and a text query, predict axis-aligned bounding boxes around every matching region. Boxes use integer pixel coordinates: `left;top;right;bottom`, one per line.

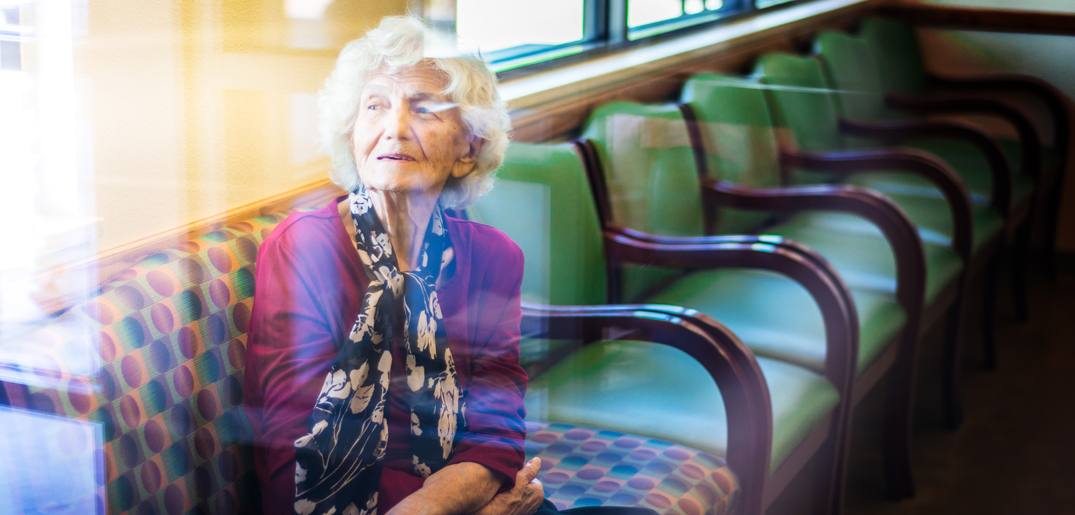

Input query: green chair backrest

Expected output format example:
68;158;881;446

581;101;704;301
814;31;889;123
859;17;929;97
466;142;609;373
681;73;783;234
753;52;844;183
753;52;844;153
466;142;608;308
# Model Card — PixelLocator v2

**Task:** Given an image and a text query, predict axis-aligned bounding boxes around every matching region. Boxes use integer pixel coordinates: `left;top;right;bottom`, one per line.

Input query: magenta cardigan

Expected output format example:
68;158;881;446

243;199;528;513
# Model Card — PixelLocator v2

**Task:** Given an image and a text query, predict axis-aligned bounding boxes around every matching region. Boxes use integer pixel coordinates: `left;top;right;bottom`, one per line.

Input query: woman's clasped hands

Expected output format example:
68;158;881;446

471;458;545;515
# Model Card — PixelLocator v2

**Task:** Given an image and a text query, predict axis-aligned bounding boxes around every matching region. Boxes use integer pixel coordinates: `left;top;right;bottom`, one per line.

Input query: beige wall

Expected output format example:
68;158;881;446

87;0;408;253
913;0;1075;250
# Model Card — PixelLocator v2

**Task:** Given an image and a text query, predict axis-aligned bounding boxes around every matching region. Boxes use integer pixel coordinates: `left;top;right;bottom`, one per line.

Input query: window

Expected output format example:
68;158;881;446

423;0;773;75
755;0;798;9
0;0;95;381
627;0;743;40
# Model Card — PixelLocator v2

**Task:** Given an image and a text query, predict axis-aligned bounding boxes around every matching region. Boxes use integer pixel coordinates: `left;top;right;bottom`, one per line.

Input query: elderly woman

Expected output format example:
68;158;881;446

243;16;544;515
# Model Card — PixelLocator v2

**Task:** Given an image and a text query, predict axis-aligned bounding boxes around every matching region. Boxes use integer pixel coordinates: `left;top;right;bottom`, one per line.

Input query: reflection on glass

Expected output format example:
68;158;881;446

0;405;103;514
628;0;733;36
755;0;794;8
0;0;95;382
456;0;584;57
629;0;685;28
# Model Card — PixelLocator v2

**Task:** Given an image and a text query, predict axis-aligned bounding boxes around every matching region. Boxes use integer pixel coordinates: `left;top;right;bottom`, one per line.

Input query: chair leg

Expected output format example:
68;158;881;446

811;428;844;515
981;254;1001;371
1043;182;1063;282
882;328;919;501
941;297;967;430
1011;220;1032;323
815;400;852;515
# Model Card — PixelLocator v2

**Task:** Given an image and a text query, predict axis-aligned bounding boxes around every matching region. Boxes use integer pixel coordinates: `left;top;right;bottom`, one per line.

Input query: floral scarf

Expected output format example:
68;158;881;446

293;187;464;515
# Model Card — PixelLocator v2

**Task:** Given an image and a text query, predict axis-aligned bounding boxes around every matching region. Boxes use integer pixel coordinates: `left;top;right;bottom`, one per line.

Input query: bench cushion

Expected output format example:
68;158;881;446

525;422;738;515
0;214;287;514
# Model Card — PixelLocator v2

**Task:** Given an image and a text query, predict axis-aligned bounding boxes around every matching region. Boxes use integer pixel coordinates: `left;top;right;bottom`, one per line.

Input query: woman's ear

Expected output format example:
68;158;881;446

452;137;484;178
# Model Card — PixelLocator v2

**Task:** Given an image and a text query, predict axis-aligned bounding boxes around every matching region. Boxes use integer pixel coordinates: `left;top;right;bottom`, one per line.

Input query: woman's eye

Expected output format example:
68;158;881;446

415;106;432;114
367;104;380;111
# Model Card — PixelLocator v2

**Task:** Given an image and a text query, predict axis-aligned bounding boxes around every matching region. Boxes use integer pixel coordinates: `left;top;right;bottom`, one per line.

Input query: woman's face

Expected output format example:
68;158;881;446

352;64;477;197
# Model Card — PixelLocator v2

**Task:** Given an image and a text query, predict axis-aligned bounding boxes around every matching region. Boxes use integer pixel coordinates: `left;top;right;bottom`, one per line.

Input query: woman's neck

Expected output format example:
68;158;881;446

340;188;441;272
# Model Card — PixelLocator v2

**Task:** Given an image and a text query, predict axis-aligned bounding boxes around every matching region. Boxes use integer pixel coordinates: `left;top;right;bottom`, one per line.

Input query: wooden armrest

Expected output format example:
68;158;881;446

779;147;974;263
884;92;1042;181
927;72;1070;171
602;230;857;398
520;302;771;514
700;179;927;317
838;117;1012;215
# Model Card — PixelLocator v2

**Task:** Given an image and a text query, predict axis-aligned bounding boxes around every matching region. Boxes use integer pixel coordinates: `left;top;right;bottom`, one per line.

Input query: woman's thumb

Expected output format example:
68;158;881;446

518;457;541;484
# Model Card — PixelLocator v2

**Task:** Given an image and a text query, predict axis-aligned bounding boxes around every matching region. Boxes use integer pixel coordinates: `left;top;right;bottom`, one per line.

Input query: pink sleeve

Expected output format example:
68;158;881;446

446;241;528;490
244;226;342;515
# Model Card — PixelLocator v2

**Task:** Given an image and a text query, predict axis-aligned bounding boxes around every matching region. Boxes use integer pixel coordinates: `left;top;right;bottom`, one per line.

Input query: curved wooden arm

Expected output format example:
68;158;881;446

780;147;974;264
885;92;1042;182
701;179;927;319
838;117;1012;215
602;230;857;400
520;302;772;515
927;72;1070;178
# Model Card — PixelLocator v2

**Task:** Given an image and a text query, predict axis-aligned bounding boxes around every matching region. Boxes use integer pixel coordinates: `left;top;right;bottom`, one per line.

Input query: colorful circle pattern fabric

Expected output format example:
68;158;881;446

524;422;738;515
0;214;287;515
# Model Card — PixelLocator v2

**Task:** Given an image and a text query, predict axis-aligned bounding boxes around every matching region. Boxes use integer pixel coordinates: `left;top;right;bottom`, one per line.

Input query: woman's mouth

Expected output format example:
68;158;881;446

377;153;415;161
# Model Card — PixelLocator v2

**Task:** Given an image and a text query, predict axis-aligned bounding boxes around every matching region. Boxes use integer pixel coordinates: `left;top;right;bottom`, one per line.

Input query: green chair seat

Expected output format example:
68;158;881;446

525;341;840;471
770;212;963;307
803;173;1006;253
873;139;1038;207
881;190;1005;254
646;268;903;376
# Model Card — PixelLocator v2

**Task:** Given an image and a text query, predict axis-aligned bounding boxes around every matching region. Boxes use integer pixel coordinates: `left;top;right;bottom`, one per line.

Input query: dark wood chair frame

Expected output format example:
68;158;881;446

573;140;862;514
827;63;1050;354
683;82;985;429
920;75;1070;285
676;102;981;501
872;2;1075;285
817;51;1020;381
519;303;772;515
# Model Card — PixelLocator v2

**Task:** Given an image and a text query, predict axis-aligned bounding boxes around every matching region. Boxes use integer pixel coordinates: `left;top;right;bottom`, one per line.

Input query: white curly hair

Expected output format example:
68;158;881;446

319;16;512;209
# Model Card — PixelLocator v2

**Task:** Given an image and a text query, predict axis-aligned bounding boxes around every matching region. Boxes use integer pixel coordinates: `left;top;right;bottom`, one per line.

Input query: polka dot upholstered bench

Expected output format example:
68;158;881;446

0;212;739;515
525;422;738;515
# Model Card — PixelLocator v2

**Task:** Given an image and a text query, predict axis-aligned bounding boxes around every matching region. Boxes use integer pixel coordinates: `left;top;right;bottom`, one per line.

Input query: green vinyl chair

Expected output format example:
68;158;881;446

581;98;930;503
751;52;991;432
466;141;858;515
860;16;1069;298
813;29;1044;364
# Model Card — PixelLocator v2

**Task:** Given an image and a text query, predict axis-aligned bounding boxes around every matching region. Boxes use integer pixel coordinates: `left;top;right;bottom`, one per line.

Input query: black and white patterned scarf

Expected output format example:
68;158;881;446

293;187;465;515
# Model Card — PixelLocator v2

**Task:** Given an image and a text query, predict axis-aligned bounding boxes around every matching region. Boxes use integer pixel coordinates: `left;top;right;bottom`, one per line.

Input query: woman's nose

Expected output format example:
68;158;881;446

383;107;412;141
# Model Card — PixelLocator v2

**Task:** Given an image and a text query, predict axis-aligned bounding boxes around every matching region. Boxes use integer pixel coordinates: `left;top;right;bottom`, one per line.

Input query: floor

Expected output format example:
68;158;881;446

841;254;1075;515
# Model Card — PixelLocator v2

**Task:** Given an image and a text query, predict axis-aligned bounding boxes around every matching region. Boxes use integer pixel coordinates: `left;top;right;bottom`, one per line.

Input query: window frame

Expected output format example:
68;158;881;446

491;0;812;80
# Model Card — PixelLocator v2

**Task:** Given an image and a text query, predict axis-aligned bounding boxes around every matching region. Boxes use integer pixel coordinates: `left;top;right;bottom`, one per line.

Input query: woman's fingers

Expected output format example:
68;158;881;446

521;479;545;515
517;457;541;486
